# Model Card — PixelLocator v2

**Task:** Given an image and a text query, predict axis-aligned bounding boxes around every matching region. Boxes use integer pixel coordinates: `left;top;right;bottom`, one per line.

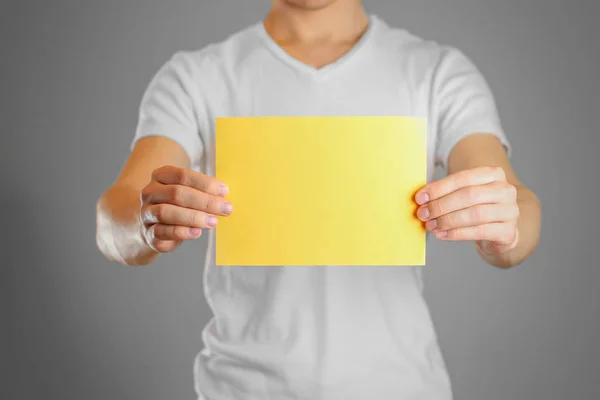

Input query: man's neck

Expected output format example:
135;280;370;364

265;1;368;45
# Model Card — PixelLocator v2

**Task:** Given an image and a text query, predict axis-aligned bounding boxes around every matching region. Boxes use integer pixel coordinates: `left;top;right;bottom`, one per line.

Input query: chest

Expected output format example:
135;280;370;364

206;60;431;118
196;53;438;180
279;41;359;69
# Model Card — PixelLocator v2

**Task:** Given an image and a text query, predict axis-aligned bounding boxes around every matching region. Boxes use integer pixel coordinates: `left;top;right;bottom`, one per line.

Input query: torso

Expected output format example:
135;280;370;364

185;14;453;400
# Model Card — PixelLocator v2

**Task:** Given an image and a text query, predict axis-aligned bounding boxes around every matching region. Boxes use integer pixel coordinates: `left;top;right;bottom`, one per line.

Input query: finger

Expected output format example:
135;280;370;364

142;183;233;216
142;227;183;253
435;222;518;245
415;166;506;205
152;165;228;196
425;203;520;232
152;239;181;253
142;203;219;228
151;223;203;241
477;229;520;255
417;181;516;221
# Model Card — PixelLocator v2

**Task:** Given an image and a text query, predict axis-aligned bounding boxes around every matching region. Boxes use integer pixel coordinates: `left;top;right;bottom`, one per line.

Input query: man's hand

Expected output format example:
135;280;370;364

139;165;233;253
415;166;520;256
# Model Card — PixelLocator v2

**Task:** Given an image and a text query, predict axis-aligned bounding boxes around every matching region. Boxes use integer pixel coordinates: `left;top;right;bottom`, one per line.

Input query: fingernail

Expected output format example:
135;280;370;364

436;231;447;239
218;184;229;196
416;192;430;205
221;201;233;215
426;219;437;230
189;227;201;237
206;215;218;227
417;207;430;221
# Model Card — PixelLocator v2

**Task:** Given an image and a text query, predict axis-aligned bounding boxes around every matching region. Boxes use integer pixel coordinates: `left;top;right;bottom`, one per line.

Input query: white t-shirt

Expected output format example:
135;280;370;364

132;14;510;400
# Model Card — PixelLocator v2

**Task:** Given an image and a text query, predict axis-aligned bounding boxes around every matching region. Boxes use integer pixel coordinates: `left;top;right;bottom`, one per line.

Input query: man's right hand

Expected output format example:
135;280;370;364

139;165;233;253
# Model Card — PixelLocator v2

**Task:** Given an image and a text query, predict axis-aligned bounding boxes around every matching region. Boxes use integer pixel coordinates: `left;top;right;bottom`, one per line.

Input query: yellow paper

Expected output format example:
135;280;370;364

215;116;427;266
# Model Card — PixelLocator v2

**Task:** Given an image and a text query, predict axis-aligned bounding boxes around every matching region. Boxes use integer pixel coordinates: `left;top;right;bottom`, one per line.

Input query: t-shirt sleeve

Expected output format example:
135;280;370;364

131;52;204;170
433;46;511;173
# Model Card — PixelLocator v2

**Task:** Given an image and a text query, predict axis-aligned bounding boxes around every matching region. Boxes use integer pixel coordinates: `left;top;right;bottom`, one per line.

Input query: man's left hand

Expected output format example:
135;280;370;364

415;166;520;256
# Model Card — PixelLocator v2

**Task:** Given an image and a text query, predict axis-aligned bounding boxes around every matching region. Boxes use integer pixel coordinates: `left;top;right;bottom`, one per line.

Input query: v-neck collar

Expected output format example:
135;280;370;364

256;14;380;80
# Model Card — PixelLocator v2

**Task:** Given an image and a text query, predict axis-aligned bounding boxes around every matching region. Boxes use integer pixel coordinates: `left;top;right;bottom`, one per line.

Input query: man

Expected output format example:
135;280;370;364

96;0;541;399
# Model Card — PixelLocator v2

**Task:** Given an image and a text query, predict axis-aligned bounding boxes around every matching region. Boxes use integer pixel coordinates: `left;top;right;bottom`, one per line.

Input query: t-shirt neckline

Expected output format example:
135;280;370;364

256;14;380;80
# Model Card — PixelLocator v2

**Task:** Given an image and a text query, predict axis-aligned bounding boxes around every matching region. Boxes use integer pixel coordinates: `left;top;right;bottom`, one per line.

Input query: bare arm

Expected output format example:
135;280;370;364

96;137;189;265
416;133;541;268
447;134;541;267
96;136;232;266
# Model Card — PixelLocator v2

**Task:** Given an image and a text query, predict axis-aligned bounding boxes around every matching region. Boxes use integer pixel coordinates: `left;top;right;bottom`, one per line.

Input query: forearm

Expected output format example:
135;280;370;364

96;184;159;265
477;184;541;268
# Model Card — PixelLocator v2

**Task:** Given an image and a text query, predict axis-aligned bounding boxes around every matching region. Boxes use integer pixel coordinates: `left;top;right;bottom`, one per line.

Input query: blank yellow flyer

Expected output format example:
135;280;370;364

215;116;426;266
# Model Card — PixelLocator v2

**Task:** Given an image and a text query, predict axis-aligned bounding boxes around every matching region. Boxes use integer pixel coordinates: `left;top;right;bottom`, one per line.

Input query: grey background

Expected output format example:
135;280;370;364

2;0;598;399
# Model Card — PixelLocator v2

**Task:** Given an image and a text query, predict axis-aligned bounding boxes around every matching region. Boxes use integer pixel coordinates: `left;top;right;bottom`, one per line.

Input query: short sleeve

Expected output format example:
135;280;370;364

433;46;511;172
131;52;204;170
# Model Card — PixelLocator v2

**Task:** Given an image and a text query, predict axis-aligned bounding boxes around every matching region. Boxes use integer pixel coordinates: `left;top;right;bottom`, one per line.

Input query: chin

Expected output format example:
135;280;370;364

282;0;339;11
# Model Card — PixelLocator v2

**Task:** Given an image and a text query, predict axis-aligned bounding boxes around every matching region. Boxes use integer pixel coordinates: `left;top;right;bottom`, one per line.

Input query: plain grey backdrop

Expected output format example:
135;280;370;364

2;0;599;399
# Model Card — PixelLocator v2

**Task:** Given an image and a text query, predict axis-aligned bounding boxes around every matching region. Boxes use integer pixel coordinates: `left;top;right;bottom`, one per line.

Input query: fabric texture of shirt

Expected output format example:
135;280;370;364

132;14;510;400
